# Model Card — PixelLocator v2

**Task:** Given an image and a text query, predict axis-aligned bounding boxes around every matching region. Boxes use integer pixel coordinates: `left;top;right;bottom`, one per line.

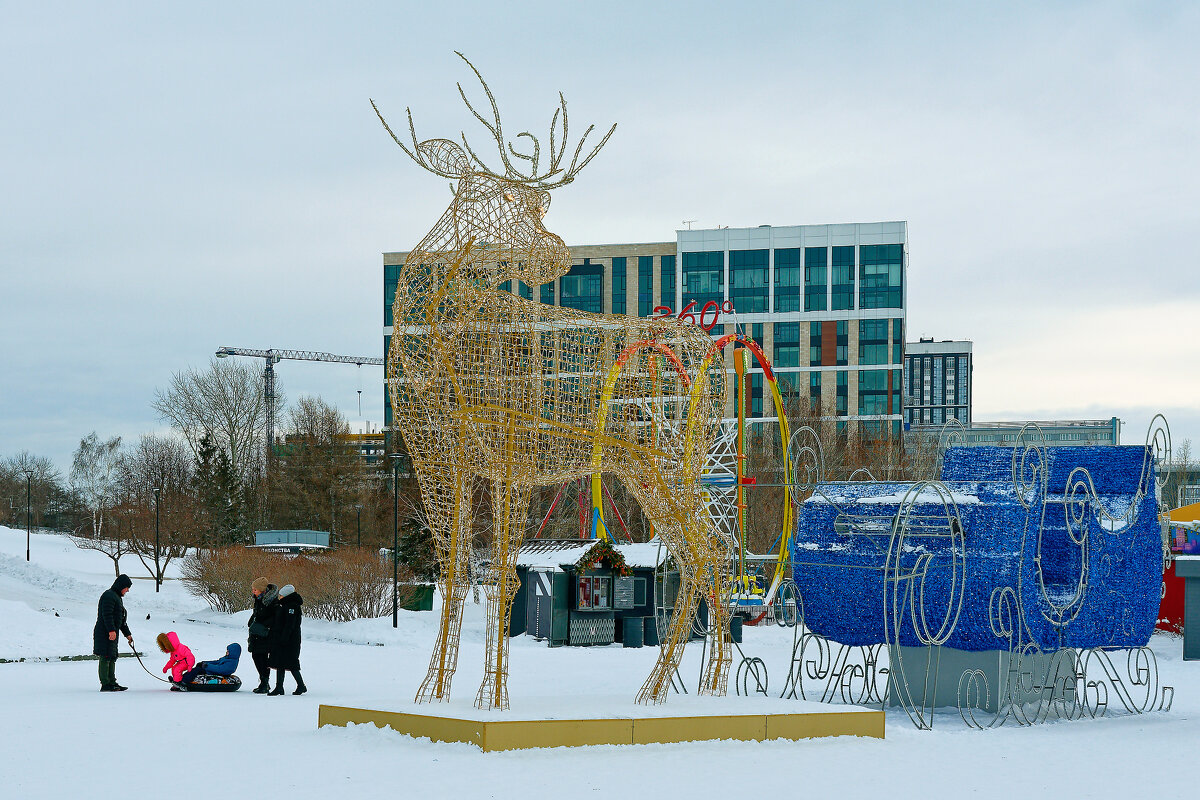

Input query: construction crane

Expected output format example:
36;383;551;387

214;346;384;461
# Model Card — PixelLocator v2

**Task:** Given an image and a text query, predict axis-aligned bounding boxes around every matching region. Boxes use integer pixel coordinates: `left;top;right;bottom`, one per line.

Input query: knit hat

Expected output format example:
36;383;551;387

251;577;269;594
113;574;132;592
278;584;295;599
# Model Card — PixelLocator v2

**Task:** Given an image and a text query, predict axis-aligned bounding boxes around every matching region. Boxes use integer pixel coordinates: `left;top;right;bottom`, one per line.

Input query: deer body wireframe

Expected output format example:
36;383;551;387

376;55;730;709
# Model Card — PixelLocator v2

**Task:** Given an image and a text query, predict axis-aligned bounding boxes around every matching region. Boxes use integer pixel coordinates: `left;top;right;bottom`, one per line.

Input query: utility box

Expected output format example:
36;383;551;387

400;584;434;612
1177;556;1200;660
622;616;644;648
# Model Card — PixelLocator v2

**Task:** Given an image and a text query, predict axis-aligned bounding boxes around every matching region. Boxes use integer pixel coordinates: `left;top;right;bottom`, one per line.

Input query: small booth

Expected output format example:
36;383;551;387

511;538;681;648
1157;502;1200;634
249;529;330;555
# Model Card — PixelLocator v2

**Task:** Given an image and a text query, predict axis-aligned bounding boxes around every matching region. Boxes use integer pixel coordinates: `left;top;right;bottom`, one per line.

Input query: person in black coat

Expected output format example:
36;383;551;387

92;574;134;691
267;584;306;695
247;577;278;694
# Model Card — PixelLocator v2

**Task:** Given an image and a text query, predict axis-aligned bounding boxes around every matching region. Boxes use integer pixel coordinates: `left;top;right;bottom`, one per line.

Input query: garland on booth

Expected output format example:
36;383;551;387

575;538;631;576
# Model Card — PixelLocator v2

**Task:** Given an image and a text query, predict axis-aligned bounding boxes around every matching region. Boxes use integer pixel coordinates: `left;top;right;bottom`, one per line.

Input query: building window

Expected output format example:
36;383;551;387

384;263;402;328
933;357;943;406
836;320;848;366
729;249;768;314
831;246;855;311
541;279;555;305
858;319;889;365
836;370;847;416
774;248;800;313
892;318;903;365
560;260;603;313
809;371;822;413
858;369;890;415
804;247;827;312
773;322;800;367
638;256;654;316
611;257;626;314
777;372;801;402
809;321;823;366
681;251;724;310
750;372;763;416
859;244;903;309
660;255;676;307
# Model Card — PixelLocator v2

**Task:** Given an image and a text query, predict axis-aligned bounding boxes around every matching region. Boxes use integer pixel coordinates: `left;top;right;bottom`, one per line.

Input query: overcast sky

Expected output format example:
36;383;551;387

2;1;1198;473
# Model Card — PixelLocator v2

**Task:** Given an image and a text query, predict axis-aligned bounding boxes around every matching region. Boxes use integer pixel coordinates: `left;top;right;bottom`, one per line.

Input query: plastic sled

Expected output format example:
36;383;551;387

181;674;242;692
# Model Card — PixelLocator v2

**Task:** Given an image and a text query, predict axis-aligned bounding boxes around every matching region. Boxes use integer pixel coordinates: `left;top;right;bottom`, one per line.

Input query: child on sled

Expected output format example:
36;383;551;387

179;643;242;686
156;631;195;689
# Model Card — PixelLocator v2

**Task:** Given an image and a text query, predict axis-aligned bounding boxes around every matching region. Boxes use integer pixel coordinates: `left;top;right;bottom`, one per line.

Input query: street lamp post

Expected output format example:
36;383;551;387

355;503;363;548
24;470;33;562
390;453;402;628
330;487;336;549
153;488;161;592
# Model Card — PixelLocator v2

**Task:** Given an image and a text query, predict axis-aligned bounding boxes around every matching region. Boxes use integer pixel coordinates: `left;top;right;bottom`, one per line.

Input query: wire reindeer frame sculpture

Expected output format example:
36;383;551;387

376;53;731;710
728;417;1175;730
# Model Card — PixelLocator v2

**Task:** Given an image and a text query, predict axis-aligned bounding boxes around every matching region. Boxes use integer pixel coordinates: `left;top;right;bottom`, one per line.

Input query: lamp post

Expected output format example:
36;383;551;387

355;503;363;548
330;486;336;549
152;487;161;592
24;470;34;562
389;452;402;628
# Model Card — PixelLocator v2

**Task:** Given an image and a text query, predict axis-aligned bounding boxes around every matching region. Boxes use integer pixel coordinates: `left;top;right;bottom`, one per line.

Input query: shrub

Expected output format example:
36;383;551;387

179;547;419;621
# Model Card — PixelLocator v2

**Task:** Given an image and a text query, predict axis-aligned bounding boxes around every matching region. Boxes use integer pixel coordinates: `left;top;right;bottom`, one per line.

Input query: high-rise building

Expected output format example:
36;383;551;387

384;222;908;440
904;338;973;427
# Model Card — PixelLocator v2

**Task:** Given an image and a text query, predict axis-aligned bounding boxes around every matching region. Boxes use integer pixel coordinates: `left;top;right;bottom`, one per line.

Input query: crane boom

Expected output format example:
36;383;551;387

214;346;384;464
215;346;383;366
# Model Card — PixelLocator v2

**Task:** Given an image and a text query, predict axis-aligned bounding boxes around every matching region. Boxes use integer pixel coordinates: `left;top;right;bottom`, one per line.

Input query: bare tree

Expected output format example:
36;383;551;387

70;433;122;540
117;434;201;588
269;396;365;539
2;451;67;530
152;358;281;484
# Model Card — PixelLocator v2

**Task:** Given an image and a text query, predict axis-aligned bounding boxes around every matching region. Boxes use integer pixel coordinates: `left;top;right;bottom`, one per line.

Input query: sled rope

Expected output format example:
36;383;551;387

125;638;171;684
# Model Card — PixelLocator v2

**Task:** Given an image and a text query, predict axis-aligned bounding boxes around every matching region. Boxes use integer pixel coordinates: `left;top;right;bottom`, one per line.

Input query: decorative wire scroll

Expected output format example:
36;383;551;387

379;54;733;710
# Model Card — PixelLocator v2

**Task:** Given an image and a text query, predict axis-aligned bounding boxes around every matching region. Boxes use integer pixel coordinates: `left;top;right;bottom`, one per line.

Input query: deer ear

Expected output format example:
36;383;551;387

417;139;470;178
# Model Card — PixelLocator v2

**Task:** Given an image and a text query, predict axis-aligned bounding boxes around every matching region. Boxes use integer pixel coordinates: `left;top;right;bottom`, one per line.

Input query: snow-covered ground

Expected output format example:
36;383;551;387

2;525;1196;798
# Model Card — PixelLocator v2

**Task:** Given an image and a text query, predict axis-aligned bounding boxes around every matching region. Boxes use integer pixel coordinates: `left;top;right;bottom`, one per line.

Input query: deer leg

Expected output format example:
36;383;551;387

638;555;701;705
415;471;474;704
697;558;731;697
475;480;531;711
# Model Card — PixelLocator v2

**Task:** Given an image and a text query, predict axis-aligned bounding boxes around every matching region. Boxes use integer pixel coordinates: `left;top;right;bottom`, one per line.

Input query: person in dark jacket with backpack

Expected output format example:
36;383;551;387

247;577;278;694
92;574;134;691
267;584;306;695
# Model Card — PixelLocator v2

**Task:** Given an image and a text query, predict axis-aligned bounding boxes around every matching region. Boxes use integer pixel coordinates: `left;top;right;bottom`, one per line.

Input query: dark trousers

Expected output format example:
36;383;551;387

98;658;117;688
252;651;270;683
180;662;208;684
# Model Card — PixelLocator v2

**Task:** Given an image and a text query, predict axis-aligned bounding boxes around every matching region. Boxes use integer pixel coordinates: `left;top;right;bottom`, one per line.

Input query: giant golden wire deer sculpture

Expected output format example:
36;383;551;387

375;53;729;710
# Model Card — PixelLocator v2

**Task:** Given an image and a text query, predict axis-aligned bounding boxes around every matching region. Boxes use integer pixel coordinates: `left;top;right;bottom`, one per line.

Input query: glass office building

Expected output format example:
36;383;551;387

384;222;908;438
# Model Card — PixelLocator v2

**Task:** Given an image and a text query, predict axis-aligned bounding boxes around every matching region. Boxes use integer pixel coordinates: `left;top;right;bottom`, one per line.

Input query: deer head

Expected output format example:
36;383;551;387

372;53;616;292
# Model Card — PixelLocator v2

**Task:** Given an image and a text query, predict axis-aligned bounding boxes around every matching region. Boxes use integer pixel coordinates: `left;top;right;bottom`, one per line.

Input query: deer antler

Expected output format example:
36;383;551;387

370;98;463;180
453;52;615;189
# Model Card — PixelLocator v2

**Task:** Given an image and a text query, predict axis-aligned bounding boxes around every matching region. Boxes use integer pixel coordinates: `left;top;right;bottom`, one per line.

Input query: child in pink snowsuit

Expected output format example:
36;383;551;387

156;631;195;684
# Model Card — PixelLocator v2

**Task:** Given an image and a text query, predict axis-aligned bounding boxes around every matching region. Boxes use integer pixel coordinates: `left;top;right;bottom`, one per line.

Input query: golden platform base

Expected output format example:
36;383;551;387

318;700;884;751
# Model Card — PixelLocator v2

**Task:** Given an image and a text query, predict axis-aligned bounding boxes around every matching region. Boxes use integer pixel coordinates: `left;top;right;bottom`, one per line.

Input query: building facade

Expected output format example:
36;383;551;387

904;338;973;427
384;221;908;439
926;418;1122;446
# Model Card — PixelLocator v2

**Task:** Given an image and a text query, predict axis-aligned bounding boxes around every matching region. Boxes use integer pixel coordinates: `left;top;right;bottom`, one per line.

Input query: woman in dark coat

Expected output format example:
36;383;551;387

267;584;306;695
247;577;278;694
92;574;134;691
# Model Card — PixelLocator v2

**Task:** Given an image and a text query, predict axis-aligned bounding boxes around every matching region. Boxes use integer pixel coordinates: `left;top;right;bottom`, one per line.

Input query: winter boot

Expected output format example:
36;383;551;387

292;671;307;696
253;678;270;694
268;671;285;696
